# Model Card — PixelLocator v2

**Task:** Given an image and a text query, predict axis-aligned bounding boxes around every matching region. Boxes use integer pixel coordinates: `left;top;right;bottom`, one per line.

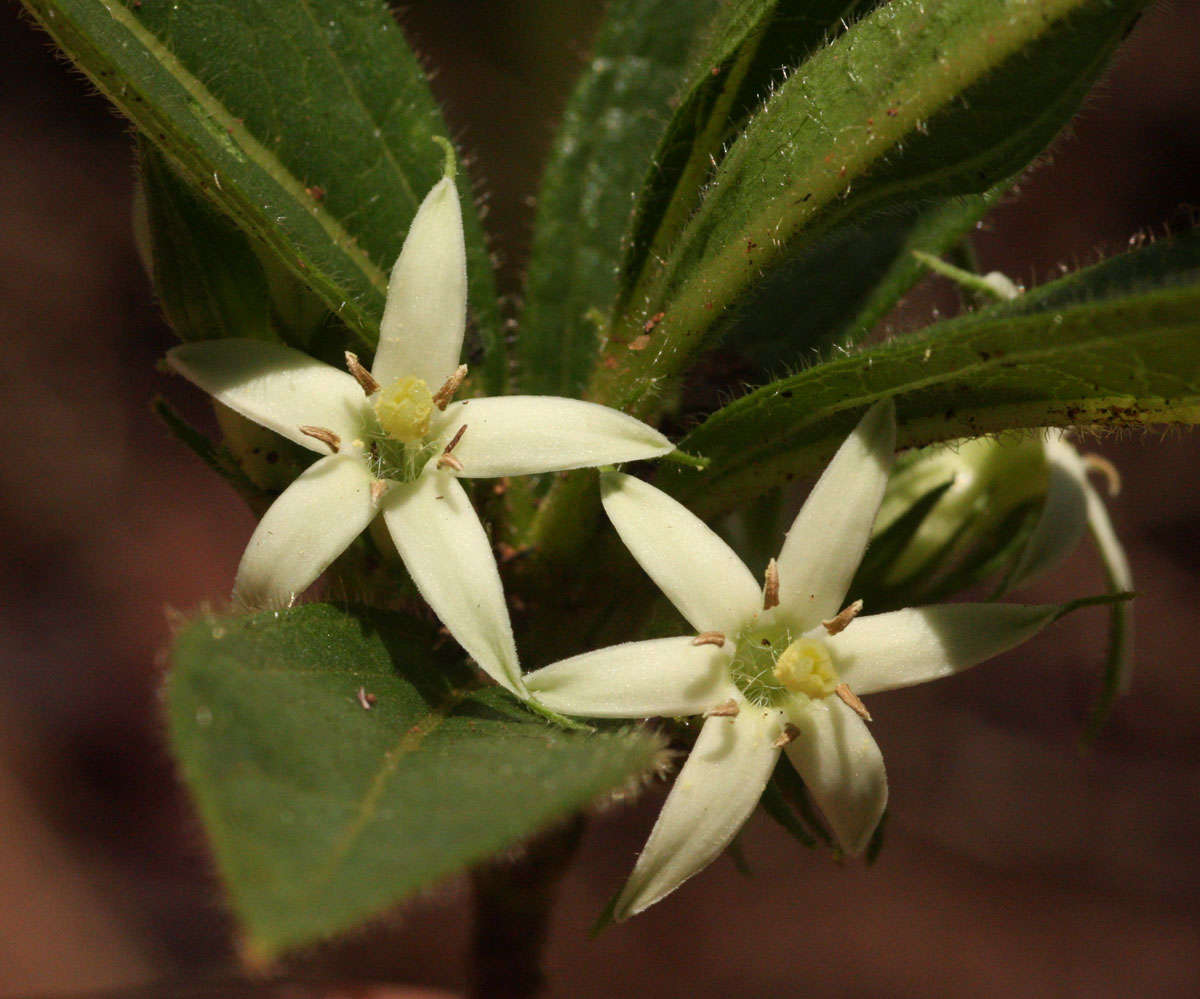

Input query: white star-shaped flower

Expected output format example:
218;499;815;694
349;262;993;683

168;160;671;696
524;400;1073;919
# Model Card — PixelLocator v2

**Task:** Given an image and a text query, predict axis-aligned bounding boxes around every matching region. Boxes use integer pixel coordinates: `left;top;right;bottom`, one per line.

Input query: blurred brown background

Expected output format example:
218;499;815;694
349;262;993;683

2;0;1199;995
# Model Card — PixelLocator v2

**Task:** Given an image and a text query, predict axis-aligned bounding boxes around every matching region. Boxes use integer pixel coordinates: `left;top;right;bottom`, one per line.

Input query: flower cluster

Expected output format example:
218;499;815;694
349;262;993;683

170;157;1125;924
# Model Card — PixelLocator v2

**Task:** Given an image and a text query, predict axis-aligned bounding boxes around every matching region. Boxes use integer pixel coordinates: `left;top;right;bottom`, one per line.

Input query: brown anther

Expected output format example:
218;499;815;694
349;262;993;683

496;542;523;564
370;480;388;505
356;686;376;710
436;453;464;472
627;334;651;351
705;699;740;718
835;683;872;722
763;558;780;610
691;631;726;648
344;351;380;395
772;723;800;748
493;477;509;496
299;425;341;452
643;311;666;334
443;423;467;454
823;599;864;636
1083;453;1122;497
432;364;469;410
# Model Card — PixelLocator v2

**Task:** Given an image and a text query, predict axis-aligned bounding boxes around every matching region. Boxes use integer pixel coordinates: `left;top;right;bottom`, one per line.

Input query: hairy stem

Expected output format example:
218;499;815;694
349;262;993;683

467;816;586;999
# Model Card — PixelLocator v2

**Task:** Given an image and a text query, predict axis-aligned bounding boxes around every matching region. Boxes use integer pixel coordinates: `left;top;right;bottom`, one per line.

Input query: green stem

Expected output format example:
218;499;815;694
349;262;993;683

468;816;586;999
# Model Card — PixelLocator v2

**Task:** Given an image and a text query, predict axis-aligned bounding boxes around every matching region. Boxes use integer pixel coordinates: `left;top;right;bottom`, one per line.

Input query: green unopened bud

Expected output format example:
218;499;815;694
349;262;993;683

867;434;1051;602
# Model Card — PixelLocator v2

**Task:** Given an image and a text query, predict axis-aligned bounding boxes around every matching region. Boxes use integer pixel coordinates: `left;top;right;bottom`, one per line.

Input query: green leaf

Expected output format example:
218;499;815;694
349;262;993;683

661;231;1200;519
23;0;504;388
720;189;1001;379
621;0;883;304
517;0;722;396
139;140;275;343
167;603;663;959
593;0;1147;416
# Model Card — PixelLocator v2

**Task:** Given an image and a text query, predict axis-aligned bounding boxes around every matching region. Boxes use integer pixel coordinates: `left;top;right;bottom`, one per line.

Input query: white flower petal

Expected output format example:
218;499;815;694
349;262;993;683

614;709;782;920
776;399;896;630
169;340;367;452
381;473;523;696
524;637;733;718
784;696;886;856
373;177;467;390
828;603;1058;695
601;472;762;636
232;453;377;610
434;396;672;478
1004;433;1089;591
1084;477;1135;694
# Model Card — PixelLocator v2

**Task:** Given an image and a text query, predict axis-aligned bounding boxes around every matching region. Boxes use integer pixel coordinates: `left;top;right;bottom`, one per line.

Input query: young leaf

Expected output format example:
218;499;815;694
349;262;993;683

167;604;664;959
517;0;722;397
660;232;1200;519
22;0;504;387
593;0;1147;416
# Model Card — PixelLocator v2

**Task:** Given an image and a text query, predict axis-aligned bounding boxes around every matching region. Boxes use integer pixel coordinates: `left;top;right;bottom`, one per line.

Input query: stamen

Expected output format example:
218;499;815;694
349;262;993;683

763;558;780;611
299;425;341;452
705;699;740;718
692;631;726;648
834;683;872;722
772;723;800;748
1083;453;1122;497
443;423;467;454
437;453;464;472
345;351;380;395
823;599;864;636
370;480;388;505
432;364;469;410
356;686;377;710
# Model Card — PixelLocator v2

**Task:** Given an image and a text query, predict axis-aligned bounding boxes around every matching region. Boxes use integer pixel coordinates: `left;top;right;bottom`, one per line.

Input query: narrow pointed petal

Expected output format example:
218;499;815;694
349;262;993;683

614;710;782;920
784;697;886;856
373;177;467;390
524;638;733;718
828;603;1058;695
233;453;376;609
776;399;896;631
169;340;366;452
1004;434;1089;591
601;472;761;636
381;473;523;696
434;397;672;478
1084;479;1135;695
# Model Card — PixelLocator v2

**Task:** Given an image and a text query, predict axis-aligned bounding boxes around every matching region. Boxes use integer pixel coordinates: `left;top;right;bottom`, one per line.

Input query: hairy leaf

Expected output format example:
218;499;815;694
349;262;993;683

518;0;721;396
23;0;504;387
661;232;1200;519
168;604;663;957
621;0;884;300
593;0;1147;415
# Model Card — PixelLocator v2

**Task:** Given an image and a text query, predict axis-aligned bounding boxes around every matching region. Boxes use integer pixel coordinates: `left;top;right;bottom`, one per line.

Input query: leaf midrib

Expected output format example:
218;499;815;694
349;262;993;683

100;0;389;294
310;683;475;891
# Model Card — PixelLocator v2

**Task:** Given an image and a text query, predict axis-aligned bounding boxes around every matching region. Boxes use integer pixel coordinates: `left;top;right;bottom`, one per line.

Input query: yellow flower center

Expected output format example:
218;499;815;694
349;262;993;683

373;376;433;444
773;637;839;699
